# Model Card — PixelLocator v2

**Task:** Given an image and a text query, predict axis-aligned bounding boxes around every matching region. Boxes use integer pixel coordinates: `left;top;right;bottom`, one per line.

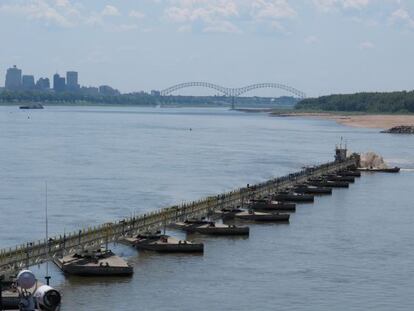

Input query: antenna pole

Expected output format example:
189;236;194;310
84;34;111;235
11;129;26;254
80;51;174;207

45;182;50;285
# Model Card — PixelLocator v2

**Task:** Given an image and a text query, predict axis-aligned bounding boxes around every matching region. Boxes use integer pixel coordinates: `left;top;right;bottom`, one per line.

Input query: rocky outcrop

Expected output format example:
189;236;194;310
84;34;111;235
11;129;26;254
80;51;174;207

381;125;414;134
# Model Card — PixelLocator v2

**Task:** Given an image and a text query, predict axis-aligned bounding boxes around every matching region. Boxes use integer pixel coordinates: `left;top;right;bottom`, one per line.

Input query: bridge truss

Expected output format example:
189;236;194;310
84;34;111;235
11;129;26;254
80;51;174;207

160;82;307;99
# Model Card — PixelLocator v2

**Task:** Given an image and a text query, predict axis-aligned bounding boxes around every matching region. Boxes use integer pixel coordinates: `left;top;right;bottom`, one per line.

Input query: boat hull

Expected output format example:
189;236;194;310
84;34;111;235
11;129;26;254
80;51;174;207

135;243;204;253
338;170;361;177
235;213;290;222
294;187;332;195
249;202;296;212
272;194;314;202
53;258;133;276
358;167;400;173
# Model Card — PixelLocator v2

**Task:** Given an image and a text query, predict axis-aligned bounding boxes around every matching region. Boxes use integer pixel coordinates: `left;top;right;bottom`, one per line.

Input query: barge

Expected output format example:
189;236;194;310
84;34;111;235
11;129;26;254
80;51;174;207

124;232;204;253
293;184;332;195
272;191;314;203
175;219;249;236
53;248;133;276
248;199;296;212
234;210;290;222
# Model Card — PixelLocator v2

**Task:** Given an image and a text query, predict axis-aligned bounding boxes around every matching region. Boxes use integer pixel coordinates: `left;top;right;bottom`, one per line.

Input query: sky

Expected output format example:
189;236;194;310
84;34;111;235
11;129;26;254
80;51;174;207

0;0;413;97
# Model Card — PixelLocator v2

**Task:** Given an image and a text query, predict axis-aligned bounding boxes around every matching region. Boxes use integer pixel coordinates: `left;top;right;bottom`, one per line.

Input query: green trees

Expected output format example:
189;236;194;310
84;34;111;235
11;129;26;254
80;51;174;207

296;91;414;113
0;90;157;106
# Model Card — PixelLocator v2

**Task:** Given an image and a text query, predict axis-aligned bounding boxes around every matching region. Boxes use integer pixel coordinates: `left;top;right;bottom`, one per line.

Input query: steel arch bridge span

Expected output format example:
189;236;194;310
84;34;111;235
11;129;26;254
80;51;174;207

160;82;306;98
160;82;229;97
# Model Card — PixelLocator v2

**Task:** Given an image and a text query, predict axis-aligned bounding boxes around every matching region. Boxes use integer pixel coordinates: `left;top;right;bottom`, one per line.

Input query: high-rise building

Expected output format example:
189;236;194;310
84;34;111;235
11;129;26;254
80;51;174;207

36;78;50;90
53;73;66;92
22;75;35;90
66;71;79;91
5;65;22;90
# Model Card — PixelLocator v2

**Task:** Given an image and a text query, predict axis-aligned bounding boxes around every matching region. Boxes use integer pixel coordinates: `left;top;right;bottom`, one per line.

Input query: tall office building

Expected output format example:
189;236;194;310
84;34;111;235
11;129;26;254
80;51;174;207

22;75;35;90
53;73;66;92
66;71;79;91
5;65;22;90
36;78;50;90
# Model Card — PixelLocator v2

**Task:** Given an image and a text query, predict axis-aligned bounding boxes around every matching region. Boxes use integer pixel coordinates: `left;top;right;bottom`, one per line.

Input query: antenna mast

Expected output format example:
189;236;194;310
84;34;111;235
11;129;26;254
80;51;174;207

45;182;51;285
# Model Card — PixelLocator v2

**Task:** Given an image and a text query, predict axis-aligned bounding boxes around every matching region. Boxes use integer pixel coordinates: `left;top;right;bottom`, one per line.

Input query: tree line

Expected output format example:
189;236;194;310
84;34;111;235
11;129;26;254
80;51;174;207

0;90;157;105
295;91;414;113
0;90;298;107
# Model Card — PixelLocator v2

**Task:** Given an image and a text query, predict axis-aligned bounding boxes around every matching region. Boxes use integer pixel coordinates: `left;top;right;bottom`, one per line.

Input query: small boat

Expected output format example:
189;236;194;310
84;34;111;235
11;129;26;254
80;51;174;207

19;103;44;109
293;185;332;195
338;170;361;177
125;232;204;253
175;219;249;236
248;199;296;212
357;167;400;173
272;191;314;202
234;210;290;222
53;247;133;276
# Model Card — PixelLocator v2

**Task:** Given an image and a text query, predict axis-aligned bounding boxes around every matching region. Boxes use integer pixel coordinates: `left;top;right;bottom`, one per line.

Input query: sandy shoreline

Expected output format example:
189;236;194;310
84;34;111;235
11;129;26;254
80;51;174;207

272;112;414;129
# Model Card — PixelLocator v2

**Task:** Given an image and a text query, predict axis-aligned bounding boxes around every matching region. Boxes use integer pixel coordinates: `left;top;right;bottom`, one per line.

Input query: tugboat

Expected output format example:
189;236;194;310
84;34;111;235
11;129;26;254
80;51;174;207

248;199;296;212
234;210;290;222
175;219;249;236
272;191;314;203
124;231;204;253
293;184;332;195
53;247;133;276
1;269;61;311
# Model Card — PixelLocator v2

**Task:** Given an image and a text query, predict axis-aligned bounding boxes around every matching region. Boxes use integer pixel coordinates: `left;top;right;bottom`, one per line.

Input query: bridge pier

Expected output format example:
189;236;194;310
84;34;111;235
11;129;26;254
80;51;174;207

231;97;235;110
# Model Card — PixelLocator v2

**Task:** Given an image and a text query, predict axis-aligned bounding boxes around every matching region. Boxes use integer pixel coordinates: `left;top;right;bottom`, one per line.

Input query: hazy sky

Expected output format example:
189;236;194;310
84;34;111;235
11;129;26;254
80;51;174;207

0;0;413;97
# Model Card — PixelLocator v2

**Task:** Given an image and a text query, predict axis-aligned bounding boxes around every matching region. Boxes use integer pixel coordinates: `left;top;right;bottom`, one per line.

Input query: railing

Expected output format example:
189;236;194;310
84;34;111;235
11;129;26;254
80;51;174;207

0;157;357;276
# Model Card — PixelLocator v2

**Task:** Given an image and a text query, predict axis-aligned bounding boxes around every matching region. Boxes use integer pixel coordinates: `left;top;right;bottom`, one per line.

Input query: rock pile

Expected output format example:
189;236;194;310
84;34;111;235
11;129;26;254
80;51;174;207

381;125;414;134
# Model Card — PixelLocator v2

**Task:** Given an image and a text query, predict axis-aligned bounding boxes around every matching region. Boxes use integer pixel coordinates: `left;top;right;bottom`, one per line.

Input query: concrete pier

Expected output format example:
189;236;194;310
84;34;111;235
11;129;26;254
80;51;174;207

0;154;358;276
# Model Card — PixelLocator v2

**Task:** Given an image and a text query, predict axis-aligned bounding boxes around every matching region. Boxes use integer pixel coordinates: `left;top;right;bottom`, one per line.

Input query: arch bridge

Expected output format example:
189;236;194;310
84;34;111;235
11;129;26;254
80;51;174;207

160;82;306;99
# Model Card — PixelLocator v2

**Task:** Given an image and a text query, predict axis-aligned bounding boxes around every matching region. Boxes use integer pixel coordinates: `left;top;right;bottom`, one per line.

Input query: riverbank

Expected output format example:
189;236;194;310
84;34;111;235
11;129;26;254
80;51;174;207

270;111;414;129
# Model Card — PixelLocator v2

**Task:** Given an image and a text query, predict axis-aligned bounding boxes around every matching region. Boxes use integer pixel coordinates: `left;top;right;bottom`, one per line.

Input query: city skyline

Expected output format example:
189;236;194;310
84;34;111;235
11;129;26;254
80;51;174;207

2;64;121;96
0;1;414;97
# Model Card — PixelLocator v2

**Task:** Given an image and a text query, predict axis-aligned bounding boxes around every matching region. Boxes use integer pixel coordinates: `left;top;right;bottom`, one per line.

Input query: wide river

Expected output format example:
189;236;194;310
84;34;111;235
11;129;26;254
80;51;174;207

0;106;413;311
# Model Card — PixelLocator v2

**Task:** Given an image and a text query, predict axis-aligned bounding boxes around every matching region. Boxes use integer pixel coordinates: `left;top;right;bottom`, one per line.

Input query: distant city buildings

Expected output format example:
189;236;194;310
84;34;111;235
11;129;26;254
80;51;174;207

36;78;50;90
99;85;120;96
5;65;22;90
53;73;66;92
3;65;121;96
22;75;35;90
66;71;79;91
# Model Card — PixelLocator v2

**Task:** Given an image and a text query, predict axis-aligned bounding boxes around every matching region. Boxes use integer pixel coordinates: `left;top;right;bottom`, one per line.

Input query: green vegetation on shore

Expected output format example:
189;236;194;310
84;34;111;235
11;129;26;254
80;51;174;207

0;90;157;105
296;91;414;113
0;90;299;108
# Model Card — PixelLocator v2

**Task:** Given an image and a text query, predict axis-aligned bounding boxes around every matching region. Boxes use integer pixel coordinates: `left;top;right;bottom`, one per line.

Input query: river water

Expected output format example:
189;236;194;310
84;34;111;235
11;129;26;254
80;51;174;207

0;106;413;311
